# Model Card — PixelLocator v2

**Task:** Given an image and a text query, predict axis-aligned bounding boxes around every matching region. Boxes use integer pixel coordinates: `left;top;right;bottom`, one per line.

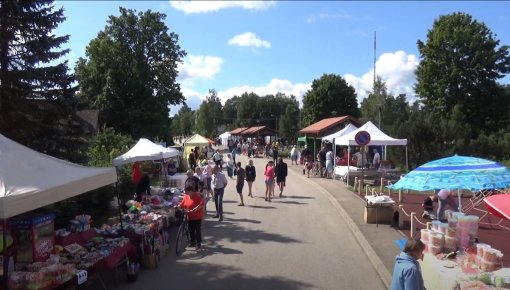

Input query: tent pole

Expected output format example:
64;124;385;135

2;218;8;287
457;188;462;213
405;146;409;172
114;167;124;233
347;146;351;185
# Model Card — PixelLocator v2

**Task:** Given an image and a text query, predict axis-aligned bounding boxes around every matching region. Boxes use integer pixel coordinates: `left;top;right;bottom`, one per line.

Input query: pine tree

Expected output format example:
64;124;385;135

0;0;84;162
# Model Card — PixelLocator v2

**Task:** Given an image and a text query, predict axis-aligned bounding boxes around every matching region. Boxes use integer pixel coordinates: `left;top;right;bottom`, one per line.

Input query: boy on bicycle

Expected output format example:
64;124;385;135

178;180;204;250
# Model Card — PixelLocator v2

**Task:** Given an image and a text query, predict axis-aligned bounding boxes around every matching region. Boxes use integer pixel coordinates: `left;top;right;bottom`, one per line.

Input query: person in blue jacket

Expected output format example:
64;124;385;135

390;238;425;290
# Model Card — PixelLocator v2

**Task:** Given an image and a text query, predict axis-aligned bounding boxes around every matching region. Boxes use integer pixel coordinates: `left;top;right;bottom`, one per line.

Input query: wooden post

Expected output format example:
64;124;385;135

380;177;384;193
399;190;403;202
354;177;358;192
358;180;362;195
398;205;404;228
410;212;416;238
426;222;432;230
372;188;376;196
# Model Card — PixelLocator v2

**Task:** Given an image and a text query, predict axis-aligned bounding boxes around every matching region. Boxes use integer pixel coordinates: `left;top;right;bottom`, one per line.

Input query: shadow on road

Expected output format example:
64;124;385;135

272;200;307;205
245;205;276;209
283;195;315;200
225;217;262;224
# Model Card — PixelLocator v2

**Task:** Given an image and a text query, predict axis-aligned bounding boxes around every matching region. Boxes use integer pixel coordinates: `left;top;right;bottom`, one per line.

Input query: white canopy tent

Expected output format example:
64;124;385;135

0;134;117;219
322;123;358;143
219;131;231;147
334;121;408;184
112;138;179;166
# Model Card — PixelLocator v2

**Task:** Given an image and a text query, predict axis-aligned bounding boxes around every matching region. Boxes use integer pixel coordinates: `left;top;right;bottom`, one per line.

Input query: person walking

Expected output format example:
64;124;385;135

390;238;425;290
188;149;197;171
213;150;223;168
231;146;238;167
178;180;204;250
264;161;276;202
202;160;213;199
325;148;334;179
272;142;279;164
290;145;299;165
211;166;228;221
275;157;288;197
226;154;234;179
373;148;381;169
245;159;256;198
235;162;245;206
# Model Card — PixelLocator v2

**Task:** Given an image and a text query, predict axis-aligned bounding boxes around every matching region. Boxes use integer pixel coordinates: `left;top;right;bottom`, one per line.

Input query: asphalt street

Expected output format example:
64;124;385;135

105;154;387;290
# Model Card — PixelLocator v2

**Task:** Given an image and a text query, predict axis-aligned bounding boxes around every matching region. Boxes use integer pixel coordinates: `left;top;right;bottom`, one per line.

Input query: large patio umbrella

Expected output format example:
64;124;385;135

484;194;510;220
389;155;510;211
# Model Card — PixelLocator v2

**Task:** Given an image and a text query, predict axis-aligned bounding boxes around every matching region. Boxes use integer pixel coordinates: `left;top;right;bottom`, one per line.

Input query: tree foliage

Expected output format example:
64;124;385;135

75;7;186;143
360;76;410;134
302;73;360;126
195;90;222;137
415;12;510;134
0;0;87;161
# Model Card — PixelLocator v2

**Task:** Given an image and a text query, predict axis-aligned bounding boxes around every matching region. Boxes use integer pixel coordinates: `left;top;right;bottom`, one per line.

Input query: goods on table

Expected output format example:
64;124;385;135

8;263;77;290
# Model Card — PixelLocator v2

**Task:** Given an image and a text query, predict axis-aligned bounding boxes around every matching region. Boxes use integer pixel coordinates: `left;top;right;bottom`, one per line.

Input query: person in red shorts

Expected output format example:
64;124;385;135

178;180;205;249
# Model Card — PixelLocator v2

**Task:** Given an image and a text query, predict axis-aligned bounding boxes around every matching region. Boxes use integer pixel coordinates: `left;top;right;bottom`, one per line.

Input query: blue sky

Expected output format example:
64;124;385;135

55;1;510;114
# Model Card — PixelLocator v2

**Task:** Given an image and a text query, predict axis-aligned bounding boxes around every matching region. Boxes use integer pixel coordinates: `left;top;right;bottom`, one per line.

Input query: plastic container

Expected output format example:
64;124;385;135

421;229;430;242
431;220;441;232
445;227;456;238
445;236;456;249
438;223;448;235
429;232;445;247
476;243;490;258
448;218;457;229
480;259;501;272
429;245;443;255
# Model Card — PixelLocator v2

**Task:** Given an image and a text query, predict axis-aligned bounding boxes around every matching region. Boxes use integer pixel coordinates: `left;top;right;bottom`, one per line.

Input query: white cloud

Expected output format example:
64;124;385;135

177;54;223;82
216;78;311;107
228;32;271;48
170;1;276;14
343;50;419;104
307;12;353;23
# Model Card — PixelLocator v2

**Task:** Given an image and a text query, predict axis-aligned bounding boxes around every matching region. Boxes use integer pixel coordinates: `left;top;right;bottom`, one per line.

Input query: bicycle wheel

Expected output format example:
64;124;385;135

175;223;189;256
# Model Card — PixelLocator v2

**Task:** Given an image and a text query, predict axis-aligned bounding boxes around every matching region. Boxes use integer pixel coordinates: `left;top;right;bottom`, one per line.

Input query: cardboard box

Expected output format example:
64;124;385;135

364;205;394;224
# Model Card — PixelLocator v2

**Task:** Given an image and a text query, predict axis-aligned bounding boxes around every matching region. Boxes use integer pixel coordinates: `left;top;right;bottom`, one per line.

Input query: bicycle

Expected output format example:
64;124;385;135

175;210;190;256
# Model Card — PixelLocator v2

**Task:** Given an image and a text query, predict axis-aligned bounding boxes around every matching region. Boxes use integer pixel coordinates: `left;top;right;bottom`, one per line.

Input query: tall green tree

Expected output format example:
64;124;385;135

415;12;510;134
223;96;240;129
360;76;410;134
195;90;222;137
0;0;86;161
236;92;260;127
279;104;300;141
301;74;360;126
75;7;186;143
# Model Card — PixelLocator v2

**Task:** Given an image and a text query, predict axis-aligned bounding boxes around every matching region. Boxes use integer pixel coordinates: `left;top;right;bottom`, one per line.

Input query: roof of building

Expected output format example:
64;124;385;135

230;127;249;135
241;126;278;136
298;115;360;136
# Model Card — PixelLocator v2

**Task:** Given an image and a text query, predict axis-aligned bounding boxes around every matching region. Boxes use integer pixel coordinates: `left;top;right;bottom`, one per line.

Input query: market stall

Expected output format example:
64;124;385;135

0;133;126;289
419;211;510;289
183;134;210;166
334;121;408;184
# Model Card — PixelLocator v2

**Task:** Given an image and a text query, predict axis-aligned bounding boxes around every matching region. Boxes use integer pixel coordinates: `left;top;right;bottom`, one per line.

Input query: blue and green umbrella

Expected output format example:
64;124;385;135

390;155;510;191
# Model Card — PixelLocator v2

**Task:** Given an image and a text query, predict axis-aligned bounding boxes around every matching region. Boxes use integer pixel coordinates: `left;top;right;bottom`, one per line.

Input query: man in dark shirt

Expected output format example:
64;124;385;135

422;195;437;219
135;173;152;202
318;145;327;177
189;149;197;170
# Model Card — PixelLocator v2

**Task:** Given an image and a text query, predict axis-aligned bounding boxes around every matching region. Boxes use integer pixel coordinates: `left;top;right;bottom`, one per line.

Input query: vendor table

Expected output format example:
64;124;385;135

364;195;395;226
420;252;470;290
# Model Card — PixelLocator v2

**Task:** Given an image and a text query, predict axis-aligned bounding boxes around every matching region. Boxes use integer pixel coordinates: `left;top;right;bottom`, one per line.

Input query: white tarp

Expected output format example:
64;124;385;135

322;123;358;142
334;121;407;146
219;131;231;146
0;134;117;219
112;138;179;166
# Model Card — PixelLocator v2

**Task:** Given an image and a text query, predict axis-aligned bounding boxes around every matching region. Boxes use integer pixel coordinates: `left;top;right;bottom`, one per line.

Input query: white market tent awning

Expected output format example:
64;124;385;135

112;138;179;166
322;123;358;143
334;121;407;146
0;134;117;219
219;131;231;147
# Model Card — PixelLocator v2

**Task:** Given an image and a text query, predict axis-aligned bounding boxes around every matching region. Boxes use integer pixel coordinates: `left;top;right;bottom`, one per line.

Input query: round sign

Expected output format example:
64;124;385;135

355;131;371;146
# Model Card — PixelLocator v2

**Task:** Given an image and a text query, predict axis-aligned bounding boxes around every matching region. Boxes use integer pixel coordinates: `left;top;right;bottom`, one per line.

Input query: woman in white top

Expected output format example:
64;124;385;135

211;166;228;221
436;189;458;220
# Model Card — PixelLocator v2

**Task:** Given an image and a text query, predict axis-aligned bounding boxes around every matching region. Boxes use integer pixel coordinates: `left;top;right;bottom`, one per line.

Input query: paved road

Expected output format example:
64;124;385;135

110;154;386;290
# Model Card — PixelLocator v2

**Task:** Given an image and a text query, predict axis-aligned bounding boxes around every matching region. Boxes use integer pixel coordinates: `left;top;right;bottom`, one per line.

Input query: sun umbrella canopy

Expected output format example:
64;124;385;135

389;155;510;191
484;194;510;220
